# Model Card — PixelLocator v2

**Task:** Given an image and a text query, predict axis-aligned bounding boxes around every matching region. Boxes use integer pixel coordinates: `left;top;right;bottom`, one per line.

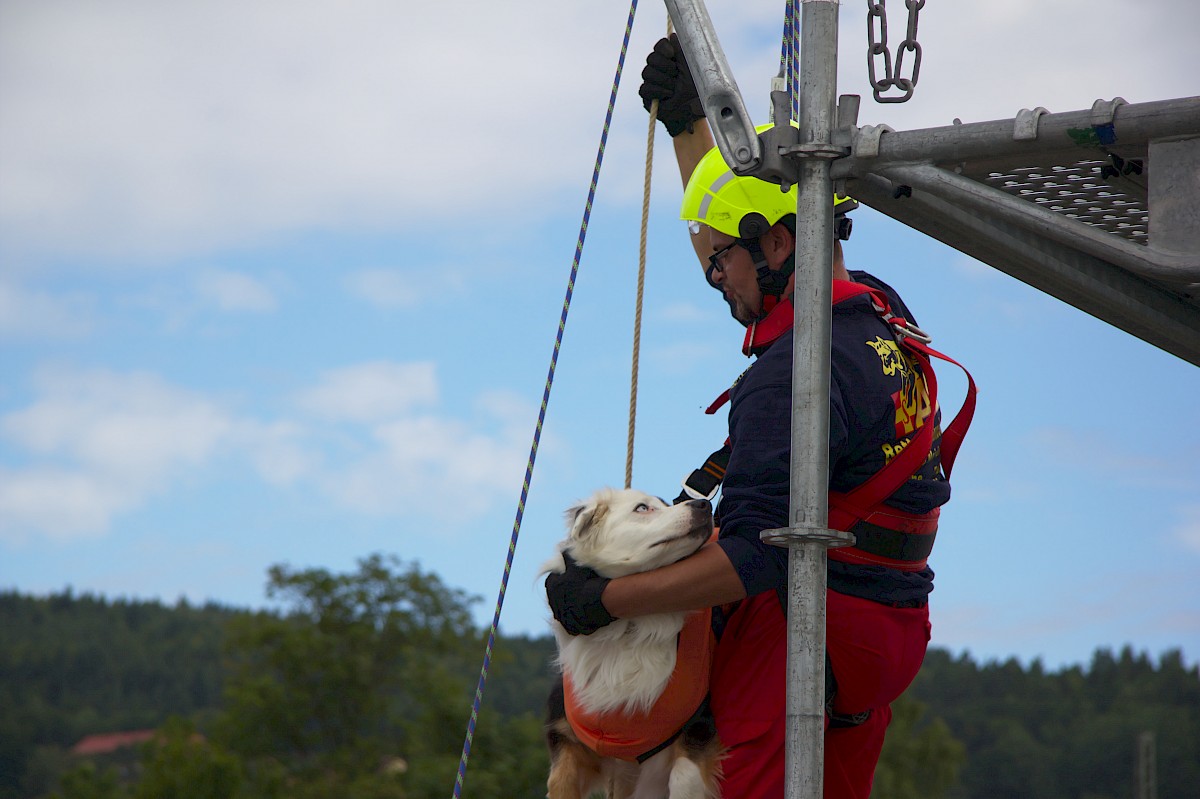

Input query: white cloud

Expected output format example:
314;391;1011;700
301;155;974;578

0;0;633;261
195;269;277;313
0;278;93;338
296;361;439;423
233;420;317;487
343;266;469;310
0;361;538;542
0;367;234;541
321;387;533;516
4;1;1191;263
2;367;231;478
0;468;138;544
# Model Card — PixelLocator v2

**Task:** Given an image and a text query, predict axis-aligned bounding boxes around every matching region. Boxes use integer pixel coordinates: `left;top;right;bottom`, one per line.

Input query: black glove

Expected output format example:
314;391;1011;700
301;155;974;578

639;33;704;137
545;551;615;636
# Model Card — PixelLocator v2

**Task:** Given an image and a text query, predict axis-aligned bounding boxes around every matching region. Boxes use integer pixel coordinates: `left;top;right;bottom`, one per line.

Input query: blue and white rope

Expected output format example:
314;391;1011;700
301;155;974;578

450;2;641;795
781;0;799;121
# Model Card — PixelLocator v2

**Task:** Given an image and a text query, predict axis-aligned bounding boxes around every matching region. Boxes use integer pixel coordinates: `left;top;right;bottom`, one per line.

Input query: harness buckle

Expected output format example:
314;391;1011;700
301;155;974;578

890;319;933;345
679;478;720;502
866;295;933;346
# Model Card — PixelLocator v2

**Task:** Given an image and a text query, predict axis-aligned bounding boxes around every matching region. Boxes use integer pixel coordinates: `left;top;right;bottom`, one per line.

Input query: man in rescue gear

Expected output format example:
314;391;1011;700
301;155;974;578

547;34;975;799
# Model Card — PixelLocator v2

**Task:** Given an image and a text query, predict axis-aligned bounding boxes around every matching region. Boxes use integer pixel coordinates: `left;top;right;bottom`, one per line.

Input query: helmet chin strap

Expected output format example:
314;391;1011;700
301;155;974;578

706;234;797;328
745;238;794;318
713;213;845;329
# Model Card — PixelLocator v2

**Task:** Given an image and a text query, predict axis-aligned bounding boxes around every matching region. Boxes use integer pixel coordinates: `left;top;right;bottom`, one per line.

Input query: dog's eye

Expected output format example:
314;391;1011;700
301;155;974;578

634;503;651;513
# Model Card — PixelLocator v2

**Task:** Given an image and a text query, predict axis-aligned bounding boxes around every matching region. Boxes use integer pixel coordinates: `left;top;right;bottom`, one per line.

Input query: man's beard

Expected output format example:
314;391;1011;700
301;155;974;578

724;291;764;328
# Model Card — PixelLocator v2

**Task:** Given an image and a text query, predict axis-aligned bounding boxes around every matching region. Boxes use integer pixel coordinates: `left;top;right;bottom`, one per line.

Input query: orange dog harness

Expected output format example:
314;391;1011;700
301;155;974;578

563;608;716;763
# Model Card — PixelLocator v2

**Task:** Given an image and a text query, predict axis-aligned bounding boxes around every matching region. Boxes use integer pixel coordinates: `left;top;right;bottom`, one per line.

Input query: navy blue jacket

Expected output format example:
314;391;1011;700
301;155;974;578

714;271;948;606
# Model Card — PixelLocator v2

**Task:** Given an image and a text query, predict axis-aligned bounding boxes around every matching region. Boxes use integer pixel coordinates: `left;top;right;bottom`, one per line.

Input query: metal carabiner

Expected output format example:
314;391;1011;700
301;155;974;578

889;317;933;345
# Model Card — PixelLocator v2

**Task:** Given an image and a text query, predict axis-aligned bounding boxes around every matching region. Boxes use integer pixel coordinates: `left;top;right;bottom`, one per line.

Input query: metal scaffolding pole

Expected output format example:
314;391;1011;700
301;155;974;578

776;2;847;797
668;1;851;796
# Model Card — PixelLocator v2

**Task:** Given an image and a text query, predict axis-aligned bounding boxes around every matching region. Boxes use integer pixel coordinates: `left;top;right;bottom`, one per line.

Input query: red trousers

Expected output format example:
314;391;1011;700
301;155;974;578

709;589;930;799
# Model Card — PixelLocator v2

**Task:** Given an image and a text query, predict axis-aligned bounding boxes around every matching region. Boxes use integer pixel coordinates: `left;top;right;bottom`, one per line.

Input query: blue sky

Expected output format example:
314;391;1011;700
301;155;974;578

2;0;1198;672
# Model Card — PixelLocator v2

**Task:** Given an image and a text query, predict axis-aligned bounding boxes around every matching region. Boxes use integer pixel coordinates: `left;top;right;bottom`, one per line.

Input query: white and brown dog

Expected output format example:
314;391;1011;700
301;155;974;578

542;488;723;799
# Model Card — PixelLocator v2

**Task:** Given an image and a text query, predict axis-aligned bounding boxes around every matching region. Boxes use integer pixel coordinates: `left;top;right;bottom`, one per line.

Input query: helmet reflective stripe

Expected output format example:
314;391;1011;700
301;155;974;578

696;170;736;223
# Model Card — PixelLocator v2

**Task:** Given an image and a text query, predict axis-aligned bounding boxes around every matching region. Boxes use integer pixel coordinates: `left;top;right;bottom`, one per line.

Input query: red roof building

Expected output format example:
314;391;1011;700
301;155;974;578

70;730;156;756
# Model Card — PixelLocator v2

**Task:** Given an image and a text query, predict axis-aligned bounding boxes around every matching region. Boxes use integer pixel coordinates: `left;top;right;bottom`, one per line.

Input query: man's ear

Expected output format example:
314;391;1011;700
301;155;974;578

765;221;795;267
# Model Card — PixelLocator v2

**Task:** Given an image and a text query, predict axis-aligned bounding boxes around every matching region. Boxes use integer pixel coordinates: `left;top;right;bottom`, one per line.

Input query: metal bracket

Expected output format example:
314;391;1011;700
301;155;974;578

754;90;802;189
1013;107;1050;141
854;124;895;158
665;0;761;174
781;143;851;160
1090;97;1128;146
760;525;856;548
1091;96;1129;128
832;95;862;151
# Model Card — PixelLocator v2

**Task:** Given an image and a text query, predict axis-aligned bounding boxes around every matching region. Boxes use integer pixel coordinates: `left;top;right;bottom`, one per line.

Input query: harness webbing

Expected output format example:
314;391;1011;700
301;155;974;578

681;281;977;565
826;281;976;567
451;2;643;795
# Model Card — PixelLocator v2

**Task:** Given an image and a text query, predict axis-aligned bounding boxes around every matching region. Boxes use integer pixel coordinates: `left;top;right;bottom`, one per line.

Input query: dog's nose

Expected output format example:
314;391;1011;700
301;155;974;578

686;498;712;513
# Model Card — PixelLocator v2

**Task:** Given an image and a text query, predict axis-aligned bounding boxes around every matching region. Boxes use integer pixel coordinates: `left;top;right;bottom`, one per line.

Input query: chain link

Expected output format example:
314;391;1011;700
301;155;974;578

866;0;924;103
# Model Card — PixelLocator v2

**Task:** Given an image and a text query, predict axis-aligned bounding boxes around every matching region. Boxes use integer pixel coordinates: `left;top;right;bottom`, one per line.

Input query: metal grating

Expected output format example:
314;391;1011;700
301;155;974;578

979;159;1150;244
828;96;1200;365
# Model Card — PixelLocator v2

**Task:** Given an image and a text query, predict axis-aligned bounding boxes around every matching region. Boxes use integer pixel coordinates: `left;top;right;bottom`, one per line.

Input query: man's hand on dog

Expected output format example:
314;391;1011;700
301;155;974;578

545;552;616;636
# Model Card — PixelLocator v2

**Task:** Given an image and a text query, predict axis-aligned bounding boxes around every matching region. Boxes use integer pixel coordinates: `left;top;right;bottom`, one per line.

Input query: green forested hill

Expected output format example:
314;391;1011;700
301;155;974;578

0;590;239;793
908;646;1200;799
2;566;1197;799
0;561;560;799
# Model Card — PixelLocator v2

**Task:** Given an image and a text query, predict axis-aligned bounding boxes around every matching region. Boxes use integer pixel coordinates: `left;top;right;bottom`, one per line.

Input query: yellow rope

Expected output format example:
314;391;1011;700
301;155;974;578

626;19;673;490
625;107;653;490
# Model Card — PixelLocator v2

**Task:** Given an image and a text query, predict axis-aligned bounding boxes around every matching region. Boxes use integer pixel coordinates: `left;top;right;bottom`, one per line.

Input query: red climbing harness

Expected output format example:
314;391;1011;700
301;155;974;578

681;279;977;569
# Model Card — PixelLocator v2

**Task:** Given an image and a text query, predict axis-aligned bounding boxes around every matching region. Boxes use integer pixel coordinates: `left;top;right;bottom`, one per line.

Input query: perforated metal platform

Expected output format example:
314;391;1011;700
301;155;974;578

979;159;1149;243
829;97;1200;365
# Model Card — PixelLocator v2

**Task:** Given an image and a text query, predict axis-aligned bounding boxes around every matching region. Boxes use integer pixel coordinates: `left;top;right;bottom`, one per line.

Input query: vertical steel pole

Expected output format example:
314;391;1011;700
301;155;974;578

670;2;852;795
783;2;843;798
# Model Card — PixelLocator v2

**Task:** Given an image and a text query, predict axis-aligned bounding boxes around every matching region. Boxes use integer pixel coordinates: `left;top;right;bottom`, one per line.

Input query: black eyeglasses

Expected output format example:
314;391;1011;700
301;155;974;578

705;242;742;290
707;242;741;275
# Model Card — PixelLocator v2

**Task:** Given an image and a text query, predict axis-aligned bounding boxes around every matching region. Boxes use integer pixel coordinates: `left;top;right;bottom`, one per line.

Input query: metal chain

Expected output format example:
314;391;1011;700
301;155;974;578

866;0;924;103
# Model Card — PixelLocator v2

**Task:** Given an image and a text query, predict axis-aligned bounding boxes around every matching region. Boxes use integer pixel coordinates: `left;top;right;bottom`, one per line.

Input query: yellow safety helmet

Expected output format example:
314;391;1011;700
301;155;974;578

681;123;857;240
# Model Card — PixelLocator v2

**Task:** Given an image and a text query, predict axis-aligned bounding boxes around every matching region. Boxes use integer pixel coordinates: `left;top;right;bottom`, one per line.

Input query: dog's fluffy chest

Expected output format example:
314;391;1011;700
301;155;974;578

556;613;688;716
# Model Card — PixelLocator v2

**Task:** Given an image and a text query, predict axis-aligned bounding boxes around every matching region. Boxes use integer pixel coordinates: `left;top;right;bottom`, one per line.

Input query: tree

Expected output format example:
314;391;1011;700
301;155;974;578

49;763;123;799
873;693;965;799
212;553;552;797
132;718;243;799
0;591;233;797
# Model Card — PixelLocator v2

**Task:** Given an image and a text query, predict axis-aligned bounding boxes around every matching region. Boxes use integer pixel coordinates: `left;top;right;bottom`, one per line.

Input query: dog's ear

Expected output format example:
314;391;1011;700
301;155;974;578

565;498;609;541
565;502;594;540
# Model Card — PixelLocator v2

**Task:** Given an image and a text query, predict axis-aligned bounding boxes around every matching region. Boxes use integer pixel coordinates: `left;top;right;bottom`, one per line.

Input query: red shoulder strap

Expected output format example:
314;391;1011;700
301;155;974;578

697;280;976;530
828;280;977;527
832;278;872;305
